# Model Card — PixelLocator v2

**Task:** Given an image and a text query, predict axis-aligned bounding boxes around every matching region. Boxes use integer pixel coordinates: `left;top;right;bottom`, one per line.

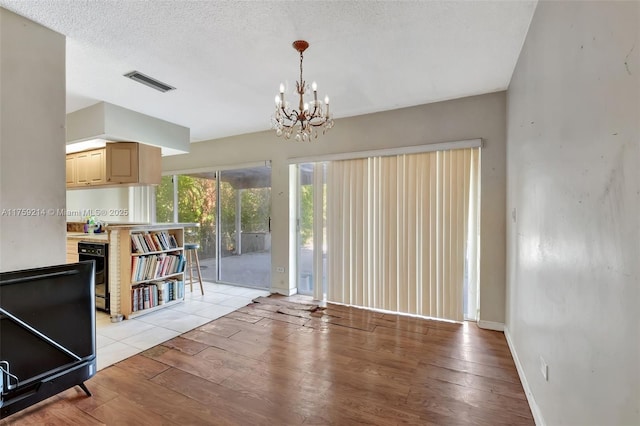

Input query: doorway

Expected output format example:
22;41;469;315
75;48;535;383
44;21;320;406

155;164;271;289
294;163;326;299
218;167;271;288
292;147;479;321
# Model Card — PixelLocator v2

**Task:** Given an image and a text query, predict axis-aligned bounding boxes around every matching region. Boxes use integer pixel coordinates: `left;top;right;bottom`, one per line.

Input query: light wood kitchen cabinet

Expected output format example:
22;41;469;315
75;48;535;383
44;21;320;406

66;238;79;263
66;142;161;188
66;149;105;188
66;155;76;186
105;142;161;185
76;149;106;186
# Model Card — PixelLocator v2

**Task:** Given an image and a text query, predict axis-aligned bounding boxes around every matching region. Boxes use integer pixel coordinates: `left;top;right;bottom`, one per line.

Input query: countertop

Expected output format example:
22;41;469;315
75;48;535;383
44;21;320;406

105;223;198;230
66;223;197;240
66;232;108;241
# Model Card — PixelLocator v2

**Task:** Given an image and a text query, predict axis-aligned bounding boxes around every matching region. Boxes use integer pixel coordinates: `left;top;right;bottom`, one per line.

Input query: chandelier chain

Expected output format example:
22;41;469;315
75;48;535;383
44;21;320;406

299;51;304;92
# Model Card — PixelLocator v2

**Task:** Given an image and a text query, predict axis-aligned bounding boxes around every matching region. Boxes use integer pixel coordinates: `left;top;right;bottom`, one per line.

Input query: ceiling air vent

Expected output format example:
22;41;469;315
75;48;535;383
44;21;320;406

123;71;175;93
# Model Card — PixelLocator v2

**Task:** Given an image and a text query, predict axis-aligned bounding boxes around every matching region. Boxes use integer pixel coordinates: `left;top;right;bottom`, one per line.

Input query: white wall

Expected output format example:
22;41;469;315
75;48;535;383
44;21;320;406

66;187;132;223
506;1;639;425
66;102;190;155
0;8;66;271
163;92;507;322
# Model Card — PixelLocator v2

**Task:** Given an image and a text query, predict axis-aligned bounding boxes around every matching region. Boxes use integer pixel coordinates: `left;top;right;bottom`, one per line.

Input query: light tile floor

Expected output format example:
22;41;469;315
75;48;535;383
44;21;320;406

95;281;270;370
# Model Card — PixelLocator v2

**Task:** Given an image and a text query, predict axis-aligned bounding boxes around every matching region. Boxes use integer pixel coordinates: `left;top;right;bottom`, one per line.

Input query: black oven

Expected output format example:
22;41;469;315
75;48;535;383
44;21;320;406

78;242;109;312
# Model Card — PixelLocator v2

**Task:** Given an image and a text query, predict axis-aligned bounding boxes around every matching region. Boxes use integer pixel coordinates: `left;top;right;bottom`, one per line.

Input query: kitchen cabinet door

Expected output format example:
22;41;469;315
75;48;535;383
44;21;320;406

76;149;106;186
106;142;138;184
66;154;77;187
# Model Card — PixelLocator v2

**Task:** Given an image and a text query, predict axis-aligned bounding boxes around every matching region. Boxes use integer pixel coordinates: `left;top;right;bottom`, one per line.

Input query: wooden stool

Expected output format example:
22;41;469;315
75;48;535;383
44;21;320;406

183;243;204;295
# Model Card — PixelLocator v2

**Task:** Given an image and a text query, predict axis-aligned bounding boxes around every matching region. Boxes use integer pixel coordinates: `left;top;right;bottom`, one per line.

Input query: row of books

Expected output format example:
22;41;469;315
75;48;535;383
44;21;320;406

131;279;185;312
131;253;185;283
131;231;179;254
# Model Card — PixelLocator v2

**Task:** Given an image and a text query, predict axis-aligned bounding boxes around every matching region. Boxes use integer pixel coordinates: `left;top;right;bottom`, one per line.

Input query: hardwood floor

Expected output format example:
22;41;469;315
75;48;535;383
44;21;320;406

1;296;533;425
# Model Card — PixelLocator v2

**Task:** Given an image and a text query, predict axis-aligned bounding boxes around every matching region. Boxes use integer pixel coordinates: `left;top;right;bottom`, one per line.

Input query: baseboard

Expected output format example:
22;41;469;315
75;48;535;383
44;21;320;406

271;287;298;296
504;326;546;426
477;320;505;331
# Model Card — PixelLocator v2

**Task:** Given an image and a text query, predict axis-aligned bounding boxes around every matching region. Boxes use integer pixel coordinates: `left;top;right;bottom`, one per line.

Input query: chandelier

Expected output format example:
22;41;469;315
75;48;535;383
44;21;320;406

272;40;334;141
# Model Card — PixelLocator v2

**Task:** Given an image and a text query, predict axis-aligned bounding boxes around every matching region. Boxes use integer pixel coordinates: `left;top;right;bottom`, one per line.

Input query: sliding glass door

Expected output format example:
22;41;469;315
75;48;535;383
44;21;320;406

293;148;480;321
295;163;326;298
218;167;271;289
155;165;271;289
155;173;217;282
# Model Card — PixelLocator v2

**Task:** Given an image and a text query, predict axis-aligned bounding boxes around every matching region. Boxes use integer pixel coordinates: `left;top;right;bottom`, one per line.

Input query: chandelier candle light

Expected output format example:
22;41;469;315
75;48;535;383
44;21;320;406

272;40;334;141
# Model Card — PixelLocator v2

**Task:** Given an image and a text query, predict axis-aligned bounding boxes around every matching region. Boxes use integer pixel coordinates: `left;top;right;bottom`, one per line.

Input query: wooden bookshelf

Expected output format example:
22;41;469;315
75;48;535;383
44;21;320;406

116;226;186;319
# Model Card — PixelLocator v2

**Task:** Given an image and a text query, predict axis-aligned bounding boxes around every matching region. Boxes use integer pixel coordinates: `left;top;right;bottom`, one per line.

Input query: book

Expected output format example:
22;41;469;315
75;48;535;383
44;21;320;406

130;257;139;282
132;286;138;311
143;286;150;309
157;282;165;305
131;235;144;254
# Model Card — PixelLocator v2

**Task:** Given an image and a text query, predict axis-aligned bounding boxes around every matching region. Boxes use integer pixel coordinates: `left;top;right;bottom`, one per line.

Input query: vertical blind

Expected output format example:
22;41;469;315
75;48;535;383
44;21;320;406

326;147;479;321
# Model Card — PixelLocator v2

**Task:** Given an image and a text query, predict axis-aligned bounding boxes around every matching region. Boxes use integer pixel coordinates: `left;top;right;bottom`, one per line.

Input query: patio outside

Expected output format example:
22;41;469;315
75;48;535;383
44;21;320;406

186;244;315;294
157;167;317;294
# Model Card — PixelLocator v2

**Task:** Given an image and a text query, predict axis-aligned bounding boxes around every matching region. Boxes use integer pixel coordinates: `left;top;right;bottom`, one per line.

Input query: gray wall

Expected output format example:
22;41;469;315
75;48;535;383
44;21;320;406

163;91;507;324
0;8;66;271
506;1;639;425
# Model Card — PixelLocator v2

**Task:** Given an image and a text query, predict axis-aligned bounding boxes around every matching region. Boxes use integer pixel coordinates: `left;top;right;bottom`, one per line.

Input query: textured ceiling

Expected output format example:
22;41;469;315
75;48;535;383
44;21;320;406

0;0;537;143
